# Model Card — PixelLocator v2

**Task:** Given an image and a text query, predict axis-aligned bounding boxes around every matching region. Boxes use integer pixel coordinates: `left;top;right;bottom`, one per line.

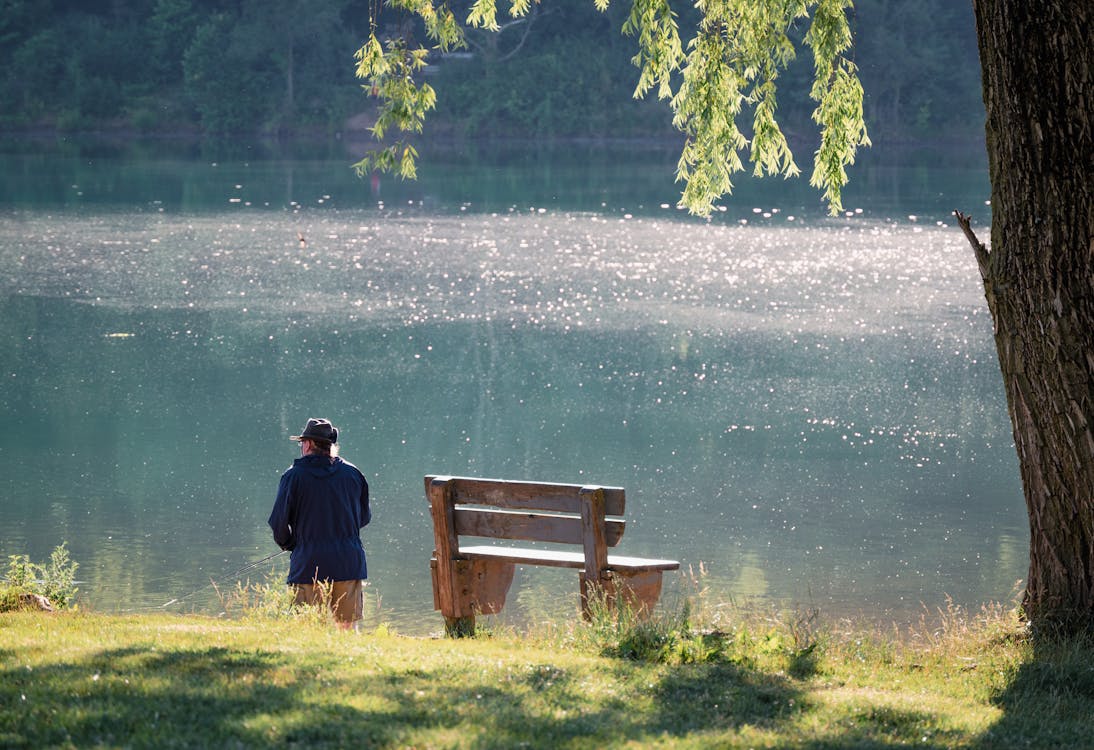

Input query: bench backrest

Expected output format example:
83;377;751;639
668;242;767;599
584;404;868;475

425;475;627;548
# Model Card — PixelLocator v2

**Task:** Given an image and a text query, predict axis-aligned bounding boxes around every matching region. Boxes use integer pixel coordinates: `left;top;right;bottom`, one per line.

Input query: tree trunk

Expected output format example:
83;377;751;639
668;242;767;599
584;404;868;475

966;0;1094;633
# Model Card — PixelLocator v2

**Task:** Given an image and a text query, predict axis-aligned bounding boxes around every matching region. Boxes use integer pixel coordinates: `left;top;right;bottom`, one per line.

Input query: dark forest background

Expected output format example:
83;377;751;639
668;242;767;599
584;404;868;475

0;0;983;145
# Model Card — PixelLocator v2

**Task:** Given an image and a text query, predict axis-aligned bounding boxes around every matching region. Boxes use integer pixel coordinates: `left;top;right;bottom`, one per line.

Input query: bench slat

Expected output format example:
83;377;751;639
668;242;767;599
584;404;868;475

453;506;625;546
458;544;680;572
434;475;626;516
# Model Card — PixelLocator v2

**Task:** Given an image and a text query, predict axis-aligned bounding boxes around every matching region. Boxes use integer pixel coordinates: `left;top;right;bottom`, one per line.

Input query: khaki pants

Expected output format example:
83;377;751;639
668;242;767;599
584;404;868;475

292;579;363;626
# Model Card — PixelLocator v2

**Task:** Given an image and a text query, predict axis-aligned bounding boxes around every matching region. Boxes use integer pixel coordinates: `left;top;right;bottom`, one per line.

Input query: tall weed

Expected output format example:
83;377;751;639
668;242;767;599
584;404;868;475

217;572;302;620
576;567;825;671
0;542;79;610
217;573;384;630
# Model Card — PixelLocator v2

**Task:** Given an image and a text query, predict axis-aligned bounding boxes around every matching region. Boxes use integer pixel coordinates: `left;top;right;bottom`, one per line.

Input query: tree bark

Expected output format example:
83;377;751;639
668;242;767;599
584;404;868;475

966;0;1094;633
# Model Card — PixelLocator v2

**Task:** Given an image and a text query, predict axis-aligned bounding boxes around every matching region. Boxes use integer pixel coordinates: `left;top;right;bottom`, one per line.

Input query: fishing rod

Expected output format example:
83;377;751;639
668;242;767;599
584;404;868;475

159;548;289;608
116;549;288;612
214;548;289;584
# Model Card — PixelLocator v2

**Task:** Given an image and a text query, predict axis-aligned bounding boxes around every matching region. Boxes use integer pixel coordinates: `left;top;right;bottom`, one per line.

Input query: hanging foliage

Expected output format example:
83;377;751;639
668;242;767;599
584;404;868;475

355;0;870;214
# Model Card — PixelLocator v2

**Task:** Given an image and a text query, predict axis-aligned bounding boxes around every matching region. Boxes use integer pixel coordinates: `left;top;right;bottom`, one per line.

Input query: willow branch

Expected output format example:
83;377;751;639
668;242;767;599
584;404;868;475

496;6;549;63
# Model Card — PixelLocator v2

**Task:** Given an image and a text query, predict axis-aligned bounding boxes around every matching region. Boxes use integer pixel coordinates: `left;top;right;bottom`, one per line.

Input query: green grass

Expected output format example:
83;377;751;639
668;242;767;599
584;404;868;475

4;599;1094;749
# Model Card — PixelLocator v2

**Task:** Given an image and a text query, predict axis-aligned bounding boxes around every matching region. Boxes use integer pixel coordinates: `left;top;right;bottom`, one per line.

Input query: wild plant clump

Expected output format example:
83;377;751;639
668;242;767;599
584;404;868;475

575;566;824;672
0;543;79;612
218;574;318;622
578;595;825;675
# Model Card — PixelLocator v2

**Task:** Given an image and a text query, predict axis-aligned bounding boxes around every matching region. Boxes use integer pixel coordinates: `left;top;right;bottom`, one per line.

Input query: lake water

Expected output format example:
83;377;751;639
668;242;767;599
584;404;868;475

0;137;1025;633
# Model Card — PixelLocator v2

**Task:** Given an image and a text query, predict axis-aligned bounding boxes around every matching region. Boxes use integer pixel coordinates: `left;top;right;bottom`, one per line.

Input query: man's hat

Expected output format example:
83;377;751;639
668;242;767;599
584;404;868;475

291;418;338;444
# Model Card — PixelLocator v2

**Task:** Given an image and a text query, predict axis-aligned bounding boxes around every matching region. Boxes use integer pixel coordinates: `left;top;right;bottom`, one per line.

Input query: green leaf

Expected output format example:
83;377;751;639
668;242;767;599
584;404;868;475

399;144;419;179
389;0;466;51
354;34;439;182
624;0;683;100
808;57;870;214
467;0;500;30
749;81;799;179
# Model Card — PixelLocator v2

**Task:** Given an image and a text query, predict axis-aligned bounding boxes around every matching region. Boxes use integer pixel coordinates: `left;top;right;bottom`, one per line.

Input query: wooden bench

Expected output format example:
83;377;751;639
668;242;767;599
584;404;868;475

426;475;680;635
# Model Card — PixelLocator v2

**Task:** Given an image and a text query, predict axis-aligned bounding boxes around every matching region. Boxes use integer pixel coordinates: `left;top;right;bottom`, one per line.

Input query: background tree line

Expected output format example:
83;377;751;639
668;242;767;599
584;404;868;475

0;0;982;143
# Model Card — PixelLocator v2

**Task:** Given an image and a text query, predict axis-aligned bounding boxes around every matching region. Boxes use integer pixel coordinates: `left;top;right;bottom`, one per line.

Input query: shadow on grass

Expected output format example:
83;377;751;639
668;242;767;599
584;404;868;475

646;661;797;734
0;646;401;747
420;658;816;746
970;636;1094;750
3;635;1043;748
1;642;820;747
648;661;966;749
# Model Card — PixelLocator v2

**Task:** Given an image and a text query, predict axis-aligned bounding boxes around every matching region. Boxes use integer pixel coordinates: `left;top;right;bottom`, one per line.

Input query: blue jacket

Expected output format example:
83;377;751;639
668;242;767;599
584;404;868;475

268;454;371;584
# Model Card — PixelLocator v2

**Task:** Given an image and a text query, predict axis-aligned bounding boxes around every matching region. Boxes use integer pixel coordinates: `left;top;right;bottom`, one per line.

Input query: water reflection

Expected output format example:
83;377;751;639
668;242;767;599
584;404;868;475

0;136;989;223
0;145;1022;633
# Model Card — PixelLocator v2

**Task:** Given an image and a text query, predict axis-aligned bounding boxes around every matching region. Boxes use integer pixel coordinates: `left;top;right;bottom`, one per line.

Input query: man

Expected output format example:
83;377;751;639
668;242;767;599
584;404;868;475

268;418;371;628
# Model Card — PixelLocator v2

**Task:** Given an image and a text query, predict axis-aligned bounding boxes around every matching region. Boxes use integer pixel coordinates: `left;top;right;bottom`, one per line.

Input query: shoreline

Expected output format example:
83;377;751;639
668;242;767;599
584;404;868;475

0;123;988;154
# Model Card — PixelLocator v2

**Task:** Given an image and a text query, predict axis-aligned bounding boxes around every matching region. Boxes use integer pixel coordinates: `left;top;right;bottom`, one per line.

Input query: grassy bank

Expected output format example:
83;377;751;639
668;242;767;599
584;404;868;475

3;603;1093;749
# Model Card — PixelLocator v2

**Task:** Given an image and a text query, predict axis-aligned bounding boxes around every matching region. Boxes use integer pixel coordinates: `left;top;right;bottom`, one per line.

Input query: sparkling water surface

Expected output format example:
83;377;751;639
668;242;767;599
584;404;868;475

0;142;1022;632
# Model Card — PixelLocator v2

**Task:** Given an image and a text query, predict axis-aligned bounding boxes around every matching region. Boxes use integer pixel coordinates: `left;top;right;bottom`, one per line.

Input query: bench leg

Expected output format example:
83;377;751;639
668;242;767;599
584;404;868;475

580;570;665;620
614;569;665;616
579;572;615;620
444;615;477;638
432;557;516;637
463;558;516;616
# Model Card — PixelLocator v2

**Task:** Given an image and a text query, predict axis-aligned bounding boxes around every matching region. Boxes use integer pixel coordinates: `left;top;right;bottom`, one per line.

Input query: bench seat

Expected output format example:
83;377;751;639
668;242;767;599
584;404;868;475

458;544;680;572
